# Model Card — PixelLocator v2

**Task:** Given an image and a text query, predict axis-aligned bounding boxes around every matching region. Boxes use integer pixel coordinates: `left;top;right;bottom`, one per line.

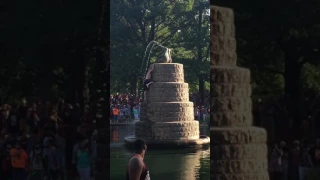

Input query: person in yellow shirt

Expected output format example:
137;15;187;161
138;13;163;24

9;141;28;180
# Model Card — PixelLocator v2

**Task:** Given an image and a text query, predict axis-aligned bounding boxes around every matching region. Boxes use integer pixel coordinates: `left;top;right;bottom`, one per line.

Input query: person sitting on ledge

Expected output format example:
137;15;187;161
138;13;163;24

143;64;154;101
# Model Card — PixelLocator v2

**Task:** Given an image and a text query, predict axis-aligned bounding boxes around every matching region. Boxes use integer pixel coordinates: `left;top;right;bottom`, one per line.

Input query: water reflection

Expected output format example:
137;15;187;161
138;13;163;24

110;124;210;180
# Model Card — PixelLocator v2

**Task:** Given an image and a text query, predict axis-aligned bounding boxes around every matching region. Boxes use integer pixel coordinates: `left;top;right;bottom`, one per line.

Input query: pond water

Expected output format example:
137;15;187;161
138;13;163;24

110;124;210;180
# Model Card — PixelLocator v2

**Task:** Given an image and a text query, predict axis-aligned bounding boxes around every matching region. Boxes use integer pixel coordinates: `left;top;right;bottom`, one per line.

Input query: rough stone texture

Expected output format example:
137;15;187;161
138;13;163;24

211;144;268;160
211;51;237;66
147;109;194;122
211;67;251;83
211;173;269;180
211;6;235;24
136;63;200;141
152;63;184;82
211;23;236;37
211;111;253;126
211;97;252;112
135;121;199;140
211;36;237;52
210;127;267;145
147;82;189;102
140;102;195;122
139;102;148;121
211;6;269;179
211;159;268;174
211;83;252;97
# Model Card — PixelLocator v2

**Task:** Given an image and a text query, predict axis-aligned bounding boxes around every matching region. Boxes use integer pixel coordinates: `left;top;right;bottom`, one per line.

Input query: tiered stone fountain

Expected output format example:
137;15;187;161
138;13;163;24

125;63;210;148
210;6;269;180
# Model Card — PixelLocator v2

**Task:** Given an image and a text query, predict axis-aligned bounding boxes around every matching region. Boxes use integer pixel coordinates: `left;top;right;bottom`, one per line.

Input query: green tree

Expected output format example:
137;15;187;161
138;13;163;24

110;0;210;100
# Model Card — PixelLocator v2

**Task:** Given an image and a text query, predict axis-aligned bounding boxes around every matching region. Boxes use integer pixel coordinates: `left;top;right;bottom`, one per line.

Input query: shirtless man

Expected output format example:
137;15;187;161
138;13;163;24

126;139;150;180
143;64;154;101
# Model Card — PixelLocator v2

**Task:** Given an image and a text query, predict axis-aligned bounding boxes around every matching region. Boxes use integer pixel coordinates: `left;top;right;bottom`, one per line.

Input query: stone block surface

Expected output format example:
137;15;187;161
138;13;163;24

211;143;268;160
147;82;189;102
147;110;194;122
152;63;184;82
211;159;268;174
211;35;237;52
211;97;252;112
211;172;269;180
211;6;234;24
211;67;250;83
135;121;199;140
147;102;194;112
211;83;252;97
211;111;253;126
210;127;267;145
211;22;235;37
211;50;237;66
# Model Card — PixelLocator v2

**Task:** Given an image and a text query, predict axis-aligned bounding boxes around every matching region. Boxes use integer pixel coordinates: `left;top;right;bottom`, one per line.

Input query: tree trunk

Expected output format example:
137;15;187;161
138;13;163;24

131;76;137;97
197;7;204;121
283;55;303;139
94;0;109;179
83;58;90;111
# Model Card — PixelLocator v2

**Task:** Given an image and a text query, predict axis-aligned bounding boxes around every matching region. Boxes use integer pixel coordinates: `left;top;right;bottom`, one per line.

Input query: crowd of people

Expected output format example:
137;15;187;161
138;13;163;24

268;139;320;180
0;98;102;180
109;92;210;123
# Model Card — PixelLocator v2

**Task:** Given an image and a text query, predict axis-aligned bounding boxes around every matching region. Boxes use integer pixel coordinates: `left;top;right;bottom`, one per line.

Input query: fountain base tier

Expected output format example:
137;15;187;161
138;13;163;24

124;135;210;149
135;121;200;140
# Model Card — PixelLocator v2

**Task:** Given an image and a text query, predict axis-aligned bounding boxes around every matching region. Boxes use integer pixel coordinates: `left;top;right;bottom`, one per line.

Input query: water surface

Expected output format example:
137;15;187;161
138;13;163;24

110;124;210;180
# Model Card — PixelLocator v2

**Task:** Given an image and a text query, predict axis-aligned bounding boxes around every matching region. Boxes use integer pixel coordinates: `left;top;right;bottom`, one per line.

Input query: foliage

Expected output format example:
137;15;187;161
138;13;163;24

2;1;108;105
110;0;210;96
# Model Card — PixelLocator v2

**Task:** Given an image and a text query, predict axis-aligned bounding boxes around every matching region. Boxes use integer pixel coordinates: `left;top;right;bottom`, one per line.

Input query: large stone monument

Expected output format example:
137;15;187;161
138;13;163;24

125;63;209;147
136;63;199;141
210;6;269;180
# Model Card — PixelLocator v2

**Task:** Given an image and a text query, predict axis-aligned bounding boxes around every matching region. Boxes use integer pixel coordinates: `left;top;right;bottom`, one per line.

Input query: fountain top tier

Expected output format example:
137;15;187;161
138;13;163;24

151;63;184;82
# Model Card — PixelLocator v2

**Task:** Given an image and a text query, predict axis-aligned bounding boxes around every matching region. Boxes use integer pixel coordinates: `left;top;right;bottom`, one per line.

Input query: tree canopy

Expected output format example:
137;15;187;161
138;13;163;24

110;0;210;99
2;0;108;108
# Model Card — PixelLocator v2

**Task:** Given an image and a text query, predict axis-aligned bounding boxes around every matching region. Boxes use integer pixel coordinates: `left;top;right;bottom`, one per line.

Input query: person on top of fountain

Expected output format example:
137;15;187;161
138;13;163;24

143;64;154;101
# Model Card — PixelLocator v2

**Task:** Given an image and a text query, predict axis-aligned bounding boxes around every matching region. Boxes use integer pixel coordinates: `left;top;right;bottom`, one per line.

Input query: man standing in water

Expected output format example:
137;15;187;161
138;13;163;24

126;139;150;180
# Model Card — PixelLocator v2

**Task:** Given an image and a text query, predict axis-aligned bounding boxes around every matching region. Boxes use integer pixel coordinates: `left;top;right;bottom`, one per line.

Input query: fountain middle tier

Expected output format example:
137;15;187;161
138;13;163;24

139;102;195;122
147;82;190;102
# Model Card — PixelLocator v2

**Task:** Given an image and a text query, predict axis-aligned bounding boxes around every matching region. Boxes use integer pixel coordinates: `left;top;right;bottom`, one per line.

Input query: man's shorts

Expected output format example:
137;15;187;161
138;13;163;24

143;79;153;91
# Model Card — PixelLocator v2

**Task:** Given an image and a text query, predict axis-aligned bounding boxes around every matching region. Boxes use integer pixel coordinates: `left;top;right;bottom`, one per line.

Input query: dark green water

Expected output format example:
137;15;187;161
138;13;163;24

110;124;210;180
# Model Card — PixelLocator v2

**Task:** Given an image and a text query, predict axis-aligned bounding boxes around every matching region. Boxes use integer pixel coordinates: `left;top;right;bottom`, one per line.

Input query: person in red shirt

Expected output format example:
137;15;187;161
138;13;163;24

10;141;28;180
112;107;119;123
